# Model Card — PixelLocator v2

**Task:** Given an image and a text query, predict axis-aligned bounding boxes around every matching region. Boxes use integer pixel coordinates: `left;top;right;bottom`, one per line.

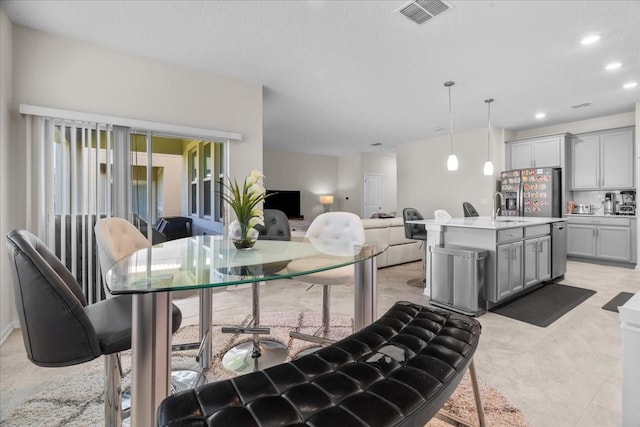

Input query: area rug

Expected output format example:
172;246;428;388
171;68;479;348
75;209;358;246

1;312;529;427
490;283;596;327
602;291;635;313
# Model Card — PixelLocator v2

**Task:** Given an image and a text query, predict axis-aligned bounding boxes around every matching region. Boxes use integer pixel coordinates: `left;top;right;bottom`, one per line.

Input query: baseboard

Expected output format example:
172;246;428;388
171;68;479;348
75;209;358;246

0;321;19;346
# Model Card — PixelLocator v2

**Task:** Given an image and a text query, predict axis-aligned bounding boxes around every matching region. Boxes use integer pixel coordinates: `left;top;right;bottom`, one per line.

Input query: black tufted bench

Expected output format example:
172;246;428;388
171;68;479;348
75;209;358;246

157;301;484;427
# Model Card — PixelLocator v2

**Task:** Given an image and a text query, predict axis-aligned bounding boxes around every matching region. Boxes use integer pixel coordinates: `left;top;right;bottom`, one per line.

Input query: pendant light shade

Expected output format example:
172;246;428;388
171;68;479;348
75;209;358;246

483;160;494;175
444;81;458;171
483;98;494;176
448;154;459;171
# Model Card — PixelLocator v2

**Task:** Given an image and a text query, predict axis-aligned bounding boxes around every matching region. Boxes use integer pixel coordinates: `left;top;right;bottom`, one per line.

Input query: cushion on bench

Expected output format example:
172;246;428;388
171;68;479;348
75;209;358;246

157;301;481;427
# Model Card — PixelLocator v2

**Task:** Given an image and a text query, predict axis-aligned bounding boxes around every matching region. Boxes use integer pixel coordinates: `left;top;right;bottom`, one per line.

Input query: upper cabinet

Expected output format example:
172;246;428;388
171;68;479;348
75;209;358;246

570;127;635;190
505;134;568;170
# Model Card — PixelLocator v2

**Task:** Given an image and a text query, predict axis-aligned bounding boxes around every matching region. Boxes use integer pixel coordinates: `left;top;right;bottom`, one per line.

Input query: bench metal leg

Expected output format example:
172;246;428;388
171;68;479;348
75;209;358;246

434;359;486;427
469;359;487;427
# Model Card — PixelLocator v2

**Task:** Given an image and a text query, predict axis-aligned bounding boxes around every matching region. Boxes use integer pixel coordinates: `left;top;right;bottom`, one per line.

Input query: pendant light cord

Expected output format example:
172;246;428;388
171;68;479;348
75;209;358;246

486;99;492;159
445;81;455;154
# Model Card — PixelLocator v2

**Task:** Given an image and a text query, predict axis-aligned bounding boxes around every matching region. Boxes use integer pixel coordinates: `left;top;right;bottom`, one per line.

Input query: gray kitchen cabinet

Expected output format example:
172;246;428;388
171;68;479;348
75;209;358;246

496;241;523;300
570;127;635;190
570;134;599;189
506;134;567;170
567;216;636;263
567;224;597;257
597;226;632;262
601;130;634;188
524;236;551;288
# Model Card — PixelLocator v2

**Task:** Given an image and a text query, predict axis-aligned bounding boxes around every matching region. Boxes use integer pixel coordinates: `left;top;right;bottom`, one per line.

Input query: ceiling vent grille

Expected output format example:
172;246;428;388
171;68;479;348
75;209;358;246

570;102;592;109
397;0;453;25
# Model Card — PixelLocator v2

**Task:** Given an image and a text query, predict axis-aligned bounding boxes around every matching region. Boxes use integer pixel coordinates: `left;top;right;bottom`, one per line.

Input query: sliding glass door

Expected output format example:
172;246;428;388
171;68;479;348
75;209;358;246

25;112;228;304
130;133;225;239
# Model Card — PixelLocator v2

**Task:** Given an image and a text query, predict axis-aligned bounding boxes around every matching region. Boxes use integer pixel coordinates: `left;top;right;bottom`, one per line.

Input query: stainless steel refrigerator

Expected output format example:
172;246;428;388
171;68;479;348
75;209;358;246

499;167;562;217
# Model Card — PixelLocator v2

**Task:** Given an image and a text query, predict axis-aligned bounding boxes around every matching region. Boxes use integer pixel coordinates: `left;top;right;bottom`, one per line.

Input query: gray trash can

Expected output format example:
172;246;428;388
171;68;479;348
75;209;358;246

429;245;488;316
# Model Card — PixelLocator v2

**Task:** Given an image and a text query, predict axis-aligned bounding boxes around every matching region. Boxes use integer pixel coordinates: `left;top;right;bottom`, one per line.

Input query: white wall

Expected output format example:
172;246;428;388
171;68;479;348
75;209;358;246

2;23;263;337
396;127;504;219
263;150;397;219
0;7;16;343
263;149;339;220
338;152;363;215
11;24;263;190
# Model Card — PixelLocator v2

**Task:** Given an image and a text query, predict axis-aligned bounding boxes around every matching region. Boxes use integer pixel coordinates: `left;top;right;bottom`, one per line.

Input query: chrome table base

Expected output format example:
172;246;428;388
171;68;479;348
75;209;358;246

222;340;289;374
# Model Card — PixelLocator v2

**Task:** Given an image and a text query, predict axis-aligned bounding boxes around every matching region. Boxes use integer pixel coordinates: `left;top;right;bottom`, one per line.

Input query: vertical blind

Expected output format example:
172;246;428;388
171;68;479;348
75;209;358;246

27;116;124;304
21;104;238;304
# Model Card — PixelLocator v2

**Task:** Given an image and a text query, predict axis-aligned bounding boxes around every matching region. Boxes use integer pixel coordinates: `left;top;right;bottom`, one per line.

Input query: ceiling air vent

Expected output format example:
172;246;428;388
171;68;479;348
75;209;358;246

397;0;453;25
370;142;383;146
570;102;592;109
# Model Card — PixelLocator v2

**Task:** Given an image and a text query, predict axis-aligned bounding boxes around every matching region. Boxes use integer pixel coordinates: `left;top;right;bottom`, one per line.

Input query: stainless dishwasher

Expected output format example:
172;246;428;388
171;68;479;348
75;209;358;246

551;221;567;279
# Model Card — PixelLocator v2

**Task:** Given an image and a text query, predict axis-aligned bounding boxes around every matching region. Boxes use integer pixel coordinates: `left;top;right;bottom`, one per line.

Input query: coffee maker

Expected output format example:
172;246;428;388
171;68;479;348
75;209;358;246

619;191;636;216
604;192;614;215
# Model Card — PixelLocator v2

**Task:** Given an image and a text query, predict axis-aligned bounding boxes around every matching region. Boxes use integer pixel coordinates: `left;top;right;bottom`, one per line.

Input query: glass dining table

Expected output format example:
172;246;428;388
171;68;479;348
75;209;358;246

106;234;386;426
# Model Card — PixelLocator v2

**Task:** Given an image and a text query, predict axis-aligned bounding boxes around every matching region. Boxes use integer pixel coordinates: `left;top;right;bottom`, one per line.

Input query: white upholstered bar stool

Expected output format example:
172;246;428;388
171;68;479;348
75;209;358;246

94;217;206;396
434;209;453;221
287;212;365;351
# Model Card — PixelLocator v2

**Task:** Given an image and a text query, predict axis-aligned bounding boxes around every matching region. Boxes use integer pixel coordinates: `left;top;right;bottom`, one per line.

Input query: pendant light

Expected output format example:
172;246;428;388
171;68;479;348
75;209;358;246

483;98;494;176
444;81;458;171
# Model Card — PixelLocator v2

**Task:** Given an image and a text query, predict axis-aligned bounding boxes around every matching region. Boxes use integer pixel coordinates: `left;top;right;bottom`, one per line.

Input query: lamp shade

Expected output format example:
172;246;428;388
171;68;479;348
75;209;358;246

319;195;334;205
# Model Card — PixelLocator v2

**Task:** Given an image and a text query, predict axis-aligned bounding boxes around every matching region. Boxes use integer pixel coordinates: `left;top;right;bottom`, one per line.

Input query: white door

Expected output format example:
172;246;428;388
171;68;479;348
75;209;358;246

363;174;382;218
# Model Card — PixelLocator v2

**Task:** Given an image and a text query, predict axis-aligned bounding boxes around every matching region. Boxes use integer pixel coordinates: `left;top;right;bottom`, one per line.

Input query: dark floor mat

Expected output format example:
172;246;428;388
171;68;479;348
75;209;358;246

602;292;635;313
490;284;596;327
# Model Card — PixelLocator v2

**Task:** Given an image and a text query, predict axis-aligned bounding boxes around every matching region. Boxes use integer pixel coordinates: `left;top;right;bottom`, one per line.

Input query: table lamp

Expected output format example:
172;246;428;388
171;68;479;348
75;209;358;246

319;195;334;212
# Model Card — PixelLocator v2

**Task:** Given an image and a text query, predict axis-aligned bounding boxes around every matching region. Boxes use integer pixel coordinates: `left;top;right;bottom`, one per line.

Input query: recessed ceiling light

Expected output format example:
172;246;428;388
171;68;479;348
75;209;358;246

605;62;622;71
581;34;600;45
623;81;638;89
535;113;546;119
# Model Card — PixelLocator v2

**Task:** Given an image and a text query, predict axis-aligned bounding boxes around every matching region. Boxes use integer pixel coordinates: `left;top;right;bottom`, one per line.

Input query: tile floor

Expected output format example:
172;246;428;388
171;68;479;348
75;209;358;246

1;260;638;426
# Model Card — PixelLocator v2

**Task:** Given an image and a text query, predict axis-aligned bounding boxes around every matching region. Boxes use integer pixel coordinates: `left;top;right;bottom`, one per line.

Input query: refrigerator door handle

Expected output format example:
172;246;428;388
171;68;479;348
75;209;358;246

519;183;524;216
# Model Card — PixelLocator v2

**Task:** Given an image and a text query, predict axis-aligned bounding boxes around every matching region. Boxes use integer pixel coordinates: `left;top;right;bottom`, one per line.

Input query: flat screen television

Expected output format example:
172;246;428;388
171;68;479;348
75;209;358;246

264;190;302;219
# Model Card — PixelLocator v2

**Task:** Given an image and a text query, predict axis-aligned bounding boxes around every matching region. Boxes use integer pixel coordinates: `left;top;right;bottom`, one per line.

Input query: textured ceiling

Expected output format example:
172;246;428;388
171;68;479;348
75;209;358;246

3;0;640;156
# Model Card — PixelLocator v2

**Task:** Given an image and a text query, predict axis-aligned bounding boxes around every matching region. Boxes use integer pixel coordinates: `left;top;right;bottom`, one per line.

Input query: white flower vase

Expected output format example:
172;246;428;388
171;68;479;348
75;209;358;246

229;220;259;250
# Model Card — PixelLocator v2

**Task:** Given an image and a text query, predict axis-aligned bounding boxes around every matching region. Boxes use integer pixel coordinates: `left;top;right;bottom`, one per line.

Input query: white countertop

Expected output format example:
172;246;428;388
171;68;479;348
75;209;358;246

408;216;565;230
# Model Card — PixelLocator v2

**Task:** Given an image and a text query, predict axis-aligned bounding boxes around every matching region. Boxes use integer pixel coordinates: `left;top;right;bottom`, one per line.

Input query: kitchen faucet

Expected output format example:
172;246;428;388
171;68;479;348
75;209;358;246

492;191;504;220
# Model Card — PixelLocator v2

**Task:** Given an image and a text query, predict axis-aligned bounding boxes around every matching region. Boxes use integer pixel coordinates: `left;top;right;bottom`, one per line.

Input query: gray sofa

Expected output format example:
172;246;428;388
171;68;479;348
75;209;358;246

361;217;422;268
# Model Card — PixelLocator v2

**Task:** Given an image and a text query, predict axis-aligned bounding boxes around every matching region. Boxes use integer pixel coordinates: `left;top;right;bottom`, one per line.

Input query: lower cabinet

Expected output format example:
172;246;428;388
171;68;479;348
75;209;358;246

496;241;523;301
567;224;597;257
567;217;635;263
597;226;632;261
524;236;551;288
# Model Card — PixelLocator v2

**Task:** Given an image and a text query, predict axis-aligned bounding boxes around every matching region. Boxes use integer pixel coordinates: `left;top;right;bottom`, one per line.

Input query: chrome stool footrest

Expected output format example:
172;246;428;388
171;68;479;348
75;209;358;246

221;326;270;334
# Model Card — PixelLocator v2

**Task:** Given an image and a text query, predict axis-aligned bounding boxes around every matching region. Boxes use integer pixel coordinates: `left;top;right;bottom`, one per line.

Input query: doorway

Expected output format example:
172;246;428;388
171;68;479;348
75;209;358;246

363;174;383;219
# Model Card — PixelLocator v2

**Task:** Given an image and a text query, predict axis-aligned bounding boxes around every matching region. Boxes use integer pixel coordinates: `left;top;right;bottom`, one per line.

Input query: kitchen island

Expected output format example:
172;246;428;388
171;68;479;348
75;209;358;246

409;216;567;315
